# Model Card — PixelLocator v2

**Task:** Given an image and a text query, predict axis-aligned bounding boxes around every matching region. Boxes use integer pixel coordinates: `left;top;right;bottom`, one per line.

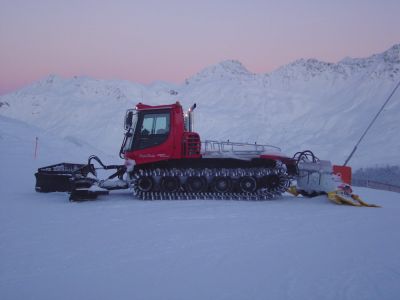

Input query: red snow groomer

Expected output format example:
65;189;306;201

121;102;298;200
36;101;371;205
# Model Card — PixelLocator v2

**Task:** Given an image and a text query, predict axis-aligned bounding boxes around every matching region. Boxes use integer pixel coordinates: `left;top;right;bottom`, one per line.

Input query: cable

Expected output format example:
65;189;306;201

293;150;319;165
344;79;400;166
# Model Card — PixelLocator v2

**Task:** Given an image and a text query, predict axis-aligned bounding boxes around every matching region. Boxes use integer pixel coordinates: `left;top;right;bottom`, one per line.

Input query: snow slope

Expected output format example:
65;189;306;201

1;45;399;168
1;107;400;300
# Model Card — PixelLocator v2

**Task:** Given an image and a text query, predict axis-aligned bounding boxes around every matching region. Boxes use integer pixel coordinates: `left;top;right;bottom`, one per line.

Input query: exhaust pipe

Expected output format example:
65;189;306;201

186;103;196;132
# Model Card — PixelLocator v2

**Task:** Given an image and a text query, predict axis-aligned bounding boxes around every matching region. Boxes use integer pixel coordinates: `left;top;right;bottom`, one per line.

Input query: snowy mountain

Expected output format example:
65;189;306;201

1;44;399;168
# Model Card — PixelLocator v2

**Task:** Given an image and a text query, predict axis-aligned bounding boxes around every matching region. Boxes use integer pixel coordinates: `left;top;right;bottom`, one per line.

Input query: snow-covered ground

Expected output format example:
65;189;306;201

1;95;400;300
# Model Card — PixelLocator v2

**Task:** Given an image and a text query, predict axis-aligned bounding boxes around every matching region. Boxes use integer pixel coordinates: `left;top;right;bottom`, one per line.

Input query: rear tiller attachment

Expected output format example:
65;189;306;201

35;156;127;201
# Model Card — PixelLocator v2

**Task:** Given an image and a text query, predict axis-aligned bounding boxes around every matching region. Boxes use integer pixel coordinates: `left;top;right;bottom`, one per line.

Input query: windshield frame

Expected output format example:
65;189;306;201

122;110;138;153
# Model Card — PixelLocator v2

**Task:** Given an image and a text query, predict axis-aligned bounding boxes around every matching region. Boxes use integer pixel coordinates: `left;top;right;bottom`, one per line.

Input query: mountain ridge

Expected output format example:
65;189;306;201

1;44;399;168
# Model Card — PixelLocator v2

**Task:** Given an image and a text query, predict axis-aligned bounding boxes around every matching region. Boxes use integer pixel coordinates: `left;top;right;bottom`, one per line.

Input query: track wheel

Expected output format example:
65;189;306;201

239;176;257;193
262;174;282;192
161;176;180;193
136;176;154;192
186;176;207;193
212;177;232;193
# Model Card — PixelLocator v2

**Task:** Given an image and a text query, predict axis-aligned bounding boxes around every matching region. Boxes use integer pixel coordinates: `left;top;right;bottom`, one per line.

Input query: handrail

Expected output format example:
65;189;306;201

202;140;281;156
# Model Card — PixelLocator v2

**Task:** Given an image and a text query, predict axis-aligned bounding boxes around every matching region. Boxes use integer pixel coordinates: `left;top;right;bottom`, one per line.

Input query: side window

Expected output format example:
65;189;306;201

136;112;170;149
141;116;153;135
154;115;168;134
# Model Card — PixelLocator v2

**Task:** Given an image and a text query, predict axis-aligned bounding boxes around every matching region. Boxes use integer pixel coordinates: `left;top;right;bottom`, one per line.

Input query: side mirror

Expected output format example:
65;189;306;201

125;110;133;130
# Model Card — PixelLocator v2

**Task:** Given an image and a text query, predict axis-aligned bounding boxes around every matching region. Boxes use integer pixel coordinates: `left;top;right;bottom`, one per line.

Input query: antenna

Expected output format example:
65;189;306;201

343;79;400;166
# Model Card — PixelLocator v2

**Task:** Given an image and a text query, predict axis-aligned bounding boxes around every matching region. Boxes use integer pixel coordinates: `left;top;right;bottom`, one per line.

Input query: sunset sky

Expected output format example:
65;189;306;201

1;0;399;95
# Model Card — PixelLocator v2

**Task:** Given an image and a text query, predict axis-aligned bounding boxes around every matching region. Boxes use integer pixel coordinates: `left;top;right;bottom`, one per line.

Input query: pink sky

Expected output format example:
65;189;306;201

1;0;399;95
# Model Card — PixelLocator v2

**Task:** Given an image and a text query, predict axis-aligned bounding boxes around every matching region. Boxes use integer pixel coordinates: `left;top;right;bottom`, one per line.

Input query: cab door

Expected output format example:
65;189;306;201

131;109;174;164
